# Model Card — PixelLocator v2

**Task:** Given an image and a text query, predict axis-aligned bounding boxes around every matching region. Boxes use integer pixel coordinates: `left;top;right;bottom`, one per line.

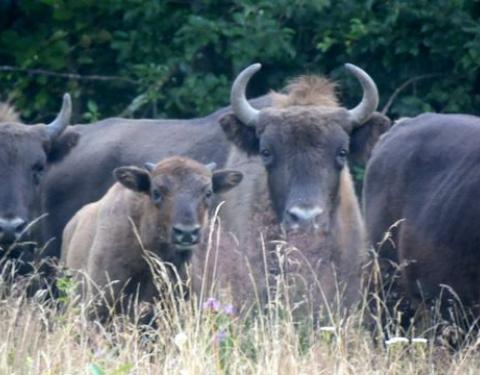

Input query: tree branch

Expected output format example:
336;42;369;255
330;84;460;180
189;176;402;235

381;73;444;115
0;66;138;85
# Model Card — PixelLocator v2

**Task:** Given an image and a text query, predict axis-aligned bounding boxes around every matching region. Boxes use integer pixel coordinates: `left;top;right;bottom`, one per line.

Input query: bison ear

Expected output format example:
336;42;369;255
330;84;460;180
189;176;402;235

47;130;80;163
219;113;259;155
114;166;151;194
349;112;391;167
212;170;243;194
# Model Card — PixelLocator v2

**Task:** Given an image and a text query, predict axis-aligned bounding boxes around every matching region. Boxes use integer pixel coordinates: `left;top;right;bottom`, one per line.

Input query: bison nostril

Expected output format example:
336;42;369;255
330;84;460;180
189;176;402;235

172;224;201;245
172;227;184;237
287;210;301;224
286;206;323;226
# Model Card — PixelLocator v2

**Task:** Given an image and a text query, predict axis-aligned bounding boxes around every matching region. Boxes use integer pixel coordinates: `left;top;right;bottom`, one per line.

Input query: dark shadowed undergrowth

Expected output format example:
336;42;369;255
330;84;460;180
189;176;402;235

0;221;480;374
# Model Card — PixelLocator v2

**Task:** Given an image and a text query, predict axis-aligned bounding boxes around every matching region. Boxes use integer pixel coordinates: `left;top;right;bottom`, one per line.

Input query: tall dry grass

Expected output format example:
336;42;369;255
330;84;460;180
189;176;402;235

1;220;480;375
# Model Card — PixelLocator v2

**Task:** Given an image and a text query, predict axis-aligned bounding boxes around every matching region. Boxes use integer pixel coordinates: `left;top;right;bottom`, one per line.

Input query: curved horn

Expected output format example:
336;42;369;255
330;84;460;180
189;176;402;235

230;63;261;127
345;64;379;126
46;93;72;138
144;162;156;172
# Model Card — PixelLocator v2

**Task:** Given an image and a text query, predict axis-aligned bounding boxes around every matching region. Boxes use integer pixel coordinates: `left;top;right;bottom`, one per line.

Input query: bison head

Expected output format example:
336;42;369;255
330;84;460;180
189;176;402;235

114;157;243;252
0;94;79;248
220;63;379;234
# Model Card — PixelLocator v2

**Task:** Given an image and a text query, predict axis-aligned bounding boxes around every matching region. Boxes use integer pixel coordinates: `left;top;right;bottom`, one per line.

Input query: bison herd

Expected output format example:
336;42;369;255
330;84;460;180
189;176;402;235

0;62;479;337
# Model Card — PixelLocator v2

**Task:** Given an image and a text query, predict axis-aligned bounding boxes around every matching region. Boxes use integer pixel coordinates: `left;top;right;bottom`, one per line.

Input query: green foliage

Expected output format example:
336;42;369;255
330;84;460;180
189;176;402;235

88;362;133;375
55;272;76;305
0;0;479;123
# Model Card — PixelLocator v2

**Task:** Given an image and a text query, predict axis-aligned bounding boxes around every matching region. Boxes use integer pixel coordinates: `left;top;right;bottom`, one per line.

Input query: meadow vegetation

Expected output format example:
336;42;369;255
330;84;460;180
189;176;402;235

0;221;479;375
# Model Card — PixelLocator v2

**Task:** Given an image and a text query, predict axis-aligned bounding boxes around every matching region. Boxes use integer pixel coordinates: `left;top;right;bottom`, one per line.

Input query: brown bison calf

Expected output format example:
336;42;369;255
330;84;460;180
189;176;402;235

61;156;242;321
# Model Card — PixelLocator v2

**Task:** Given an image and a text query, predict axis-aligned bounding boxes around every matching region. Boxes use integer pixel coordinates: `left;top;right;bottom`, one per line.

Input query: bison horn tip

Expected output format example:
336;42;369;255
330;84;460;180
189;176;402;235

144;162;156;172
230;63;262;127
345;63;379;127
46;92;72;138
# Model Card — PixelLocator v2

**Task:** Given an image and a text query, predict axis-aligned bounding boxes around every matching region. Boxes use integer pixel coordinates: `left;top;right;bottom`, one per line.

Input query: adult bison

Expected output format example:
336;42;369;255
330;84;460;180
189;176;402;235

193;63;387;318
0;95;78;276
364;113;480;327
62;156;242;320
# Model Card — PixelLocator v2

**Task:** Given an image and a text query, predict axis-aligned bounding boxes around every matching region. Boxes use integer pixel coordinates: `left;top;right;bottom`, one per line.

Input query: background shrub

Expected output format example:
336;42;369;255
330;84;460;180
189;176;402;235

0;0;479;123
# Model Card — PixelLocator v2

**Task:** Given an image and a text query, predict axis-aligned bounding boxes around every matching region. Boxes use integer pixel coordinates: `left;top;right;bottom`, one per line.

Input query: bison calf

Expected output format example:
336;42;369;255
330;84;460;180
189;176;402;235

61;156;242;321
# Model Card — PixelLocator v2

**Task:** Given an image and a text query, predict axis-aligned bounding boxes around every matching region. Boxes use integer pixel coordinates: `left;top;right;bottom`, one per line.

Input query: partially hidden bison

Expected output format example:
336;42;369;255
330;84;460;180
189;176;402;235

41;96;270;260
193;63;389;319
364;113;480;329
0;94;79;277
61;156;243;321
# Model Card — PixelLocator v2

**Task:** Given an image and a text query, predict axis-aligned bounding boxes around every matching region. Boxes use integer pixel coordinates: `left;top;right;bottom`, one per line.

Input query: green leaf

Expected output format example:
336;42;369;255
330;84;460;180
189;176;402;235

88;363;105;375
111;363;134;375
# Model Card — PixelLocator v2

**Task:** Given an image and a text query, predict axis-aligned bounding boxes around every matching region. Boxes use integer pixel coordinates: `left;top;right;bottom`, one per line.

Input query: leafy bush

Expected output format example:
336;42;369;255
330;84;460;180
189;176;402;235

0;0;479;123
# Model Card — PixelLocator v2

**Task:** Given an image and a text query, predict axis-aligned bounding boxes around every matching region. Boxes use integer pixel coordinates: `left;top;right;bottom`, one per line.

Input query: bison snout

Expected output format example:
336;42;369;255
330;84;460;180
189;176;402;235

284;205;324;231
171;224;202;249
0;217;27;245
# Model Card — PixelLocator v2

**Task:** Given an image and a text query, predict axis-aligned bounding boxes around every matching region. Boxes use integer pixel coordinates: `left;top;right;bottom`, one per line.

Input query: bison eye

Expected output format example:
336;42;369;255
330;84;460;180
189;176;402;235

336;148;348;168
152;189;162;204
260;149;271;158
260;148;274;166
32;163;45;185
338;148;348;158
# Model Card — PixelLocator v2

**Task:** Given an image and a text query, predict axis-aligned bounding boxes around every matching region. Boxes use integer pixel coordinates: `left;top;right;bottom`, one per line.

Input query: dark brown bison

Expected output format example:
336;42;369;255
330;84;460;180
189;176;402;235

194;63;387;318
61;156;242;320
41;96;270;260
364;113;480;328
0;95;79;276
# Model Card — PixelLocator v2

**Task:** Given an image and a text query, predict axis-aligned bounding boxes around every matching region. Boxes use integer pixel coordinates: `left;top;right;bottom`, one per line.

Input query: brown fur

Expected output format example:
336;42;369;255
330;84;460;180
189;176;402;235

61;156;242;321
151;157;211;178
205;156;366;318
0;102;19;123
206;71;383;320
270;76;339;108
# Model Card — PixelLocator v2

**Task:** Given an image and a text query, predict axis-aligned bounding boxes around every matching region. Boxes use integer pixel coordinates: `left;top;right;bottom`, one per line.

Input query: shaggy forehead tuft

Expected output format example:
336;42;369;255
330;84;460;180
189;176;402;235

270;75;339;109
0;102;20;124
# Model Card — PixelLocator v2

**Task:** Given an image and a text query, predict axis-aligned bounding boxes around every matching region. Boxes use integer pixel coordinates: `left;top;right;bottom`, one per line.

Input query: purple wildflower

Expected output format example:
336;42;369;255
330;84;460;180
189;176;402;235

203;297;221;312
223;304;235;316
216;329;229;343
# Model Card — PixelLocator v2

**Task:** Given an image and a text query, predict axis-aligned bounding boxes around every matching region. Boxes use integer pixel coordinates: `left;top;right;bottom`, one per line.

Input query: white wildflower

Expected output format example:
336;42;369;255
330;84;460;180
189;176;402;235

411;337;428;345
385;337;409;346
174;332;188;350
411;337;428;358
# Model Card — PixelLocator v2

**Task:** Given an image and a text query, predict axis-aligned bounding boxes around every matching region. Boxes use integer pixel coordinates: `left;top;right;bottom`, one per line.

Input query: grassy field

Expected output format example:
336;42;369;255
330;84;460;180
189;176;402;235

0;229;479;375
0;270;479;374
